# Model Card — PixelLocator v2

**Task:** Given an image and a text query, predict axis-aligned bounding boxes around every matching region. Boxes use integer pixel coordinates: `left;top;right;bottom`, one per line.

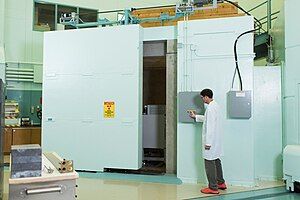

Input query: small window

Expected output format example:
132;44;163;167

79;8;98;24
33;1;98;31
57;5;77;30
34;2;55;31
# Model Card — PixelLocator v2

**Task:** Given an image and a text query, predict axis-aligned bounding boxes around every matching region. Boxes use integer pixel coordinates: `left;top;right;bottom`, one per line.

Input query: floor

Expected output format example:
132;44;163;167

197;187;300;200
3;168;299;200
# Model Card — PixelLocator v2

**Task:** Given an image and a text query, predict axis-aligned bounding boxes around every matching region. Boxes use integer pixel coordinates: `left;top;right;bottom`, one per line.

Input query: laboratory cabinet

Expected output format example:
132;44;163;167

3;127;41;154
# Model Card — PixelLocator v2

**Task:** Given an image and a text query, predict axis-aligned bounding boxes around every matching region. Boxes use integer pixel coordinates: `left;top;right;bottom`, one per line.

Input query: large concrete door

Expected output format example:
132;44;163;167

42;25;143;171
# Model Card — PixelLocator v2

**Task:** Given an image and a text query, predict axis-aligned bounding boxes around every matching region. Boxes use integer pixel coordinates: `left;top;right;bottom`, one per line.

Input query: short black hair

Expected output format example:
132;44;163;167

200;89;213;98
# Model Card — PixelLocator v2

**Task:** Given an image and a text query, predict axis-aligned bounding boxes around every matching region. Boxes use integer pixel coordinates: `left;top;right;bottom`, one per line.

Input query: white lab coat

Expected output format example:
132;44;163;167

195;100;222;160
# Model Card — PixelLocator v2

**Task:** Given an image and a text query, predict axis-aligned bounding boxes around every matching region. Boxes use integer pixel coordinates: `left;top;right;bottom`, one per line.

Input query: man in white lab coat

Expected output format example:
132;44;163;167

189;89;226;194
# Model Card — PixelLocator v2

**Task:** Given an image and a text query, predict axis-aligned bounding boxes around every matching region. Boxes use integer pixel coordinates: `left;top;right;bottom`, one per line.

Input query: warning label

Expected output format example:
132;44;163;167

104;101;115;118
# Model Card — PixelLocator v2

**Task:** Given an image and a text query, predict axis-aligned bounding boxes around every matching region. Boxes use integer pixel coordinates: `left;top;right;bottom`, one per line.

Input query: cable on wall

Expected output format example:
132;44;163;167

232;29;258;91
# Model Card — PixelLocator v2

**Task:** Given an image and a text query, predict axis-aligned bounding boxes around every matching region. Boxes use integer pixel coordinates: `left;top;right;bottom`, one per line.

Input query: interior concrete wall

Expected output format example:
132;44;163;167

166;40;177;174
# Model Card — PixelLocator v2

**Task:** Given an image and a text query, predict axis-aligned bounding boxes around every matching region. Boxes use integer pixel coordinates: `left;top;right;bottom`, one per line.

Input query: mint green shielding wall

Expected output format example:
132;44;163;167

284;0;300;145
42;25;143;171
273;0;300;147
176;16;256;185
253;66;283;181
145;20;283;185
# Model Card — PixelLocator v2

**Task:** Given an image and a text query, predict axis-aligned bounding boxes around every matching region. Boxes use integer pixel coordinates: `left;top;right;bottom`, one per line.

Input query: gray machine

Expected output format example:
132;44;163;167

143;105;166;161
227;90;252;119
283;145;300;191
9;152;78;200
9;179;77;200
0;79;4;200
178;92;204;123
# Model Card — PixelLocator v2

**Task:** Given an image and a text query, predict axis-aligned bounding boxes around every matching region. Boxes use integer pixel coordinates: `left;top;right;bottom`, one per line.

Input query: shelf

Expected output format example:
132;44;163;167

5;103;19;106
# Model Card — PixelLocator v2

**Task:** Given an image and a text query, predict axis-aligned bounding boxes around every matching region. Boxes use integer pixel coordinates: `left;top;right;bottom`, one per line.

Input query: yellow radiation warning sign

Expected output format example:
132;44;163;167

104;101;115;118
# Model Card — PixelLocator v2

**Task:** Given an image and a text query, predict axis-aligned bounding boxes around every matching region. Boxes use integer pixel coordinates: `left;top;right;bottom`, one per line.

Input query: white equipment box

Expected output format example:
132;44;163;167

9;153;78;200
283;145;300;191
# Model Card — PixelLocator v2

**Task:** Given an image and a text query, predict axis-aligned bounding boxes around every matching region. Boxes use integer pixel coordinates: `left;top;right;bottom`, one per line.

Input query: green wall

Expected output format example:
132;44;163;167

253;66;283;180
4;0;41;63
0;0;4;47
3;0;100;63
6;90;42;125
272;0;300;146
0;0;5;83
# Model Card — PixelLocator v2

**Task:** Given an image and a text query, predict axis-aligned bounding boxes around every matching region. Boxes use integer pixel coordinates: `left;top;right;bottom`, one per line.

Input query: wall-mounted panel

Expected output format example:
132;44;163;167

178;92;204;123
227;90;252;119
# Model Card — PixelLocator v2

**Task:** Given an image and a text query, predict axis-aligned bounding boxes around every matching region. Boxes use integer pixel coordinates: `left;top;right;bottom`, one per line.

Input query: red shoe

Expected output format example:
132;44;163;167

200;187;219;194
218;183;227;190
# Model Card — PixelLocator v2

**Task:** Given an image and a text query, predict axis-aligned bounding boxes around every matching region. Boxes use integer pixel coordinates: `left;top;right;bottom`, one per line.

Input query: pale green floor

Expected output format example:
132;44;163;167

191;187;300;200
2;169;300;200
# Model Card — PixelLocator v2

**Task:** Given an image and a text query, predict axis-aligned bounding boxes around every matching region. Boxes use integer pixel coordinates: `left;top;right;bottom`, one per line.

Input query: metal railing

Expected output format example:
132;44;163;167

247;0;280;33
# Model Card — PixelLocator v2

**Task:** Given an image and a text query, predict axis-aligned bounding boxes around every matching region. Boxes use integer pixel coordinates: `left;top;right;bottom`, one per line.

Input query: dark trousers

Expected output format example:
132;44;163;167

204;158;225;190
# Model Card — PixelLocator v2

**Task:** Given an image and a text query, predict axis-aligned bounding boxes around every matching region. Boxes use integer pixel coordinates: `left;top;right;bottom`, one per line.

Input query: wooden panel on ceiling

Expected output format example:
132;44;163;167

132;2;243;28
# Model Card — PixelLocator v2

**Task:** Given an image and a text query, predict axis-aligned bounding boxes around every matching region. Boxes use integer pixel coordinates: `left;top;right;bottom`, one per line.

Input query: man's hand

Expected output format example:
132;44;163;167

188;111;196;119
205;145;211;150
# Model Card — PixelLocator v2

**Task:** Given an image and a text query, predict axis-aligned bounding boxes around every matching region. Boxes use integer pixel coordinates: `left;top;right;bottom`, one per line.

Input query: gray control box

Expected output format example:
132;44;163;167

227;90;252;119
178;92;204;123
